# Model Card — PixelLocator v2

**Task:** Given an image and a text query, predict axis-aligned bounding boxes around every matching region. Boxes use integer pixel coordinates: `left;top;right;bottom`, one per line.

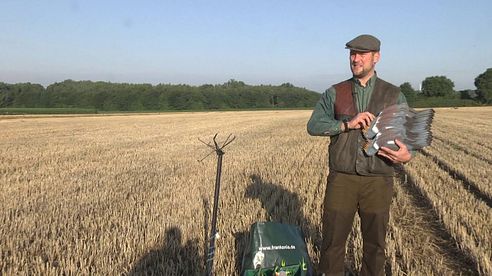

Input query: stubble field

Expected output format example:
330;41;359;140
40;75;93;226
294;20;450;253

1;107;491;275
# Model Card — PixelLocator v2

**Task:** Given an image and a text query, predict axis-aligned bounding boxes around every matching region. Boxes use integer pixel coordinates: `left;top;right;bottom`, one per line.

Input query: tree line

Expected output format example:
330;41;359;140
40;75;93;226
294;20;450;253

400;68;492;107
0;79;320;111
1;68;491;111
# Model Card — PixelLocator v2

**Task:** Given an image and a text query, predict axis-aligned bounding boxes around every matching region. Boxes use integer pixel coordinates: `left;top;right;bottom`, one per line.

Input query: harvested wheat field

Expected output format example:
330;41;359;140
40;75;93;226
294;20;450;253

1;107;491;275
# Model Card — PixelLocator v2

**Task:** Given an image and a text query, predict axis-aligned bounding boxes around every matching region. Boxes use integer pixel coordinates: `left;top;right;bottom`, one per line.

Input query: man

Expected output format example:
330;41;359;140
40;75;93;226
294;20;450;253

307;34;412;276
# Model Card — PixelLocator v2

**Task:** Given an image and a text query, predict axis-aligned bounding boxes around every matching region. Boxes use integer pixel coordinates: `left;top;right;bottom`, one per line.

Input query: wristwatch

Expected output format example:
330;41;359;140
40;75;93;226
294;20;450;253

343;121;350;132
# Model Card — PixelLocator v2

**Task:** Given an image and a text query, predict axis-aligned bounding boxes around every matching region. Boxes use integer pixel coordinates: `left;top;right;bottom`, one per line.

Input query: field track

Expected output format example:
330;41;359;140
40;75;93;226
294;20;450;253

1;107;491;275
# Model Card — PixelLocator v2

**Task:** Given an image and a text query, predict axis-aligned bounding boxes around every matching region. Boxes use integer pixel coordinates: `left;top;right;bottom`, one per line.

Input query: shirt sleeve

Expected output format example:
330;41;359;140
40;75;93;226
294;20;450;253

307;87;343;136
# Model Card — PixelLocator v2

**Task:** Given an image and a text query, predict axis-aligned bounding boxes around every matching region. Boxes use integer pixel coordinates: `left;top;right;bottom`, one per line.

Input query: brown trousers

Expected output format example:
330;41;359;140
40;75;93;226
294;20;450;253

318;171;393;276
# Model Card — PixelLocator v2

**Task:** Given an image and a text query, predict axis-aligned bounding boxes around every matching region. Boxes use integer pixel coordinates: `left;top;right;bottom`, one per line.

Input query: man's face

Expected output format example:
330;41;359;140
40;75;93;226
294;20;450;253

349;50;380;79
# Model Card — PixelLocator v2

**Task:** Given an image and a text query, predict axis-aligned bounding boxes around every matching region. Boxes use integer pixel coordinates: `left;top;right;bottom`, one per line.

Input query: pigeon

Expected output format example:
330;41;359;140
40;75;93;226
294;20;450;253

362;103;434;156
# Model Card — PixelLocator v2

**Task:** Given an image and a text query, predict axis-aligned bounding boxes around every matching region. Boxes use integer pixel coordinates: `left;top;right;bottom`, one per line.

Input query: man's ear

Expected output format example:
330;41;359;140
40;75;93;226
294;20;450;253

373;51;381;64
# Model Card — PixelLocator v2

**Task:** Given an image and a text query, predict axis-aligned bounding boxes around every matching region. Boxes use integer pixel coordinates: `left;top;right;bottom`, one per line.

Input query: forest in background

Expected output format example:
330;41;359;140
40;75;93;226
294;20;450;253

0;79;320;112
1;68;491;113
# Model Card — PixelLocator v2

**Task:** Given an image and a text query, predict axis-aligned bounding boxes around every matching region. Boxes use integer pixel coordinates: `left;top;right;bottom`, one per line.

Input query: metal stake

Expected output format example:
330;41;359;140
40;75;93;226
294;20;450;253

199;133;235;276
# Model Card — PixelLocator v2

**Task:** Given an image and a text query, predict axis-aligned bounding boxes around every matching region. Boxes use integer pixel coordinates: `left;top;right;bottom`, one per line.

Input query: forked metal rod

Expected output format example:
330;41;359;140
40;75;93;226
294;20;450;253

205;149;223;276
202;133;234;276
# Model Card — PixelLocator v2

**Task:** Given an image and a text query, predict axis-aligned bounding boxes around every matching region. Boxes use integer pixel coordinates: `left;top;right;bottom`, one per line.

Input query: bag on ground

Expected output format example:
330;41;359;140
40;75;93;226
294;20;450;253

241;221;313;276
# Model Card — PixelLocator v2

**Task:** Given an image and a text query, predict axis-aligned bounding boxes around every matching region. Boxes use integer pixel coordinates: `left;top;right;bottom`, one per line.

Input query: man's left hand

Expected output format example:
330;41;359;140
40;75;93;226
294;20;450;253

377;139;412;164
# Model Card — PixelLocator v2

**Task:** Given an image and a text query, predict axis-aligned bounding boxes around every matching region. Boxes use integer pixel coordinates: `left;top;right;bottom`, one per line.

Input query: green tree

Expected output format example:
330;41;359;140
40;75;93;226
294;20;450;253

223;79;246;88
421;76;455;97
0;82;14;107
12;83;44;107
475;68;492;104
399;82;417;102
459;89;477;100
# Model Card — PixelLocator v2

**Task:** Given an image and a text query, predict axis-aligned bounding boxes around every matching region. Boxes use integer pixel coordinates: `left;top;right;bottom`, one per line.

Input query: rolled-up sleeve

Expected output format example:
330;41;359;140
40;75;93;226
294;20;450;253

307;87;343;136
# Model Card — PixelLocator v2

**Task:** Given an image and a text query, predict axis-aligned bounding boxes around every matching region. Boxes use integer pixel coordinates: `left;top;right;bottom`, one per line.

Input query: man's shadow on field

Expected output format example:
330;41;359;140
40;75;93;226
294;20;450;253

128;226;204;275
234;174;321;274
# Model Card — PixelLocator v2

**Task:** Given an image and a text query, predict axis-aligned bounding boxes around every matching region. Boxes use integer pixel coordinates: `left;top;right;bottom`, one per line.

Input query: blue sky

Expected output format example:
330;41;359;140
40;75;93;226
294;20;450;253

1;0;491;92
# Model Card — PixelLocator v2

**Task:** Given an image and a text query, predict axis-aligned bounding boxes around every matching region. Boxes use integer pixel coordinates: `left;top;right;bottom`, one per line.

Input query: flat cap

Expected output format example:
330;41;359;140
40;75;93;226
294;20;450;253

345;34;380;52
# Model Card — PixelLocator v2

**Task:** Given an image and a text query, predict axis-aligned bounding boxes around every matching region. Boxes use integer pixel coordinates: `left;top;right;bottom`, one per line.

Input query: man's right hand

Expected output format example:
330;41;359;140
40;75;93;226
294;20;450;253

348;112;375;129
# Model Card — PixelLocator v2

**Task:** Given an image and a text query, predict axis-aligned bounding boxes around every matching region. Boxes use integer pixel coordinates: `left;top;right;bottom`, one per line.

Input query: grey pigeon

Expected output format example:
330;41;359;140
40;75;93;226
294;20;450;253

362;103;434;156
